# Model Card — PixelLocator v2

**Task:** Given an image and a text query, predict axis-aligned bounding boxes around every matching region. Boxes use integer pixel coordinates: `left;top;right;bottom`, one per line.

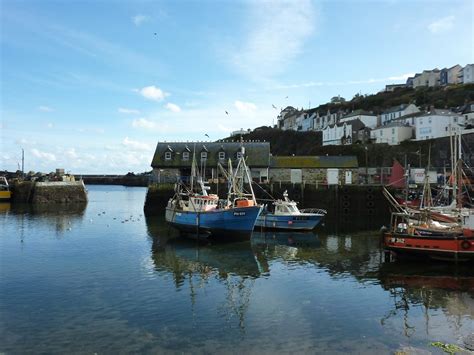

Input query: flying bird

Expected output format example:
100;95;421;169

285;96;288;99
272;104;277;109
205;134;210;138
154;33;157;35
225;111;229;115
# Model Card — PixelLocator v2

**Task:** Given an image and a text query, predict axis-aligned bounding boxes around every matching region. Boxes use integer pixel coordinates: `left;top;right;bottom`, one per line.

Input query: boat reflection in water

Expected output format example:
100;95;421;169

146;215;473;351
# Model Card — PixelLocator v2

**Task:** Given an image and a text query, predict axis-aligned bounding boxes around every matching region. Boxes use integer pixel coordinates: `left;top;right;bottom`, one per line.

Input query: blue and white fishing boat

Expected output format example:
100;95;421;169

165;147;262;238
254;191;326;231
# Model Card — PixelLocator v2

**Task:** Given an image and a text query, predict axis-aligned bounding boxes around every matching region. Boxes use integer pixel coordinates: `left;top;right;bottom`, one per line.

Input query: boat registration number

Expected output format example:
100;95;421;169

389;237;405;244
233;212;246;216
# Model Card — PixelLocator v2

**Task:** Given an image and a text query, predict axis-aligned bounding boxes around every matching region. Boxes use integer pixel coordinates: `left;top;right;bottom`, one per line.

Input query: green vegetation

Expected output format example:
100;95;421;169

324;83;474;114
430;341;464;354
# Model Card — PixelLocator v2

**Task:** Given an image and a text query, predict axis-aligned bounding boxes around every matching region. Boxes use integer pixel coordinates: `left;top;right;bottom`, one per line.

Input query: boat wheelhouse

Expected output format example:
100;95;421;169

255;191;326;231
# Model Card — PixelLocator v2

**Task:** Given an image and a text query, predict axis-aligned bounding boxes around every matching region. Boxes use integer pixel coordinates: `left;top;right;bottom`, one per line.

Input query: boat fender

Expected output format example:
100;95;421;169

460;240;472;250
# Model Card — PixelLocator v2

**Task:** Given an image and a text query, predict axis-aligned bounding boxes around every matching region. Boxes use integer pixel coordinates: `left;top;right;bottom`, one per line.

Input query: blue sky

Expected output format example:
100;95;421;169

1;0;473;174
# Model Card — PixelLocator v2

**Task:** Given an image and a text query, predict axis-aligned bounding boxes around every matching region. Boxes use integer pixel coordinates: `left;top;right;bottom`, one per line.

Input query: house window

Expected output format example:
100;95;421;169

182;152;189;161
428;118;432;124
420;118;423;124
201;152;207;160
165;152;172;160
453;117;457;122
236;152;243;159
392;128;395;134
380;130;383;137
218;151;225;160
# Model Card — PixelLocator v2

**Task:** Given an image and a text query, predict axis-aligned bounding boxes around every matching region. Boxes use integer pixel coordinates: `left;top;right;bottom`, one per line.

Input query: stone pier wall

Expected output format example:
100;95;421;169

11;181;88;204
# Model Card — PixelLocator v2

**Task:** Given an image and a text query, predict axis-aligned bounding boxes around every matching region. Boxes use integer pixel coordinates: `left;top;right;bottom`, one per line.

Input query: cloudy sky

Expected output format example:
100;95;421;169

1;0;473;174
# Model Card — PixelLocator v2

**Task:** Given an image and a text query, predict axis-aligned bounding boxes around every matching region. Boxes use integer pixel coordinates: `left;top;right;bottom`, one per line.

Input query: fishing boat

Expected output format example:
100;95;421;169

165;146;262;238
382;211;474;262
0;177;12;202
254;191;326;230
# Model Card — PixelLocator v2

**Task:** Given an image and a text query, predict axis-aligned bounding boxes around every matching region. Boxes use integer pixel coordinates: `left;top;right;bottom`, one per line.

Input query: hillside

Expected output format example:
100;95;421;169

230;127;474;168
315;83;474;114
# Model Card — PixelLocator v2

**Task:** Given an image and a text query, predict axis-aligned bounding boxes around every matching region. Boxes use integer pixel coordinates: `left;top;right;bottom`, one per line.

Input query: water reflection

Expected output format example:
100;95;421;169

1;203;86;240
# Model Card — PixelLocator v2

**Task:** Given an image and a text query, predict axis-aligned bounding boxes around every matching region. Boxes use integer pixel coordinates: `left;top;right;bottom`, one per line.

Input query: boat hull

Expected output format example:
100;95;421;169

165;205;263;238
254;213;324;231
0;190;12;202
383;231;474;262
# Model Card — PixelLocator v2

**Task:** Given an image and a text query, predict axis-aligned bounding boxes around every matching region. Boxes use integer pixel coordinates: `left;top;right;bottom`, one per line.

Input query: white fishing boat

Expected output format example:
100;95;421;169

255;191;326;231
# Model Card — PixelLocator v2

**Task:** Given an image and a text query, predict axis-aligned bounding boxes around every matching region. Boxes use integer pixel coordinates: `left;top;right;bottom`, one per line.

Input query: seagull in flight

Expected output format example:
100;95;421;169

272;104;277;109
225;111;229;115
205;134;210;138
285;96;288;99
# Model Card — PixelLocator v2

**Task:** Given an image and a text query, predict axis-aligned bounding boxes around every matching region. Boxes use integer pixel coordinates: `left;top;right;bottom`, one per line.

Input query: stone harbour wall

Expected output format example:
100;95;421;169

12;181;88;204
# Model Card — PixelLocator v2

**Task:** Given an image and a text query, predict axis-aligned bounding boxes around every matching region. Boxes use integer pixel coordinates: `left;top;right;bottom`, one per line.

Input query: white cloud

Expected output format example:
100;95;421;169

118;107;141;115
31;148;56;161
165;103;181;112
229;0;316;79
138;85;169;102
132;118;157;129
428;16;455;34
65;148;78;159
234;100;257;114
132;15;149;26
38;106;54;112
122;137;153;151
388;73;415;81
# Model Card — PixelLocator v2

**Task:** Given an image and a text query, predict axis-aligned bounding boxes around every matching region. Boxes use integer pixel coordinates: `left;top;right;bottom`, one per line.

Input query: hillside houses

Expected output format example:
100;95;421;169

274;95;474;147
404;63;473;88
380;104;420;125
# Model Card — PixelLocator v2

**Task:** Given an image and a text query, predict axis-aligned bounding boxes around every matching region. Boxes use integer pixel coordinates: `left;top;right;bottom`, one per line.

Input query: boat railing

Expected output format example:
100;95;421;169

300;208;327;215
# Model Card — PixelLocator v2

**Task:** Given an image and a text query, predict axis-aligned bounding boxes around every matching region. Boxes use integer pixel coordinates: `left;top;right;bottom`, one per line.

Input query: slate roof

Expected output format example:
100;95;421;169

324;118;366;131
271;156;358;169
342;109;376;119
382;104;409;114
151;141;271;168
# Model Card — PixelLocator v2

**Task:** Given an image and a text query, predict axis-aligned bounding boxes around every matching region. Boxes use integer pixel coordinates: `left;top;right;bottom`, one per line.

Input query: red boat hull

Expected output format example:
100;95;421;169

383;232;474;262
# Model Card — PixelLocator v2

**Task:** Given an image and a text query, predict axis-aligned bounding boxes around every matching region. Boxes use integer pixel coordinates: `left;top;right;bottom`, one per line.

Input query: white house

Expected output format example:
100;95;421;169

461;64;474;84
322;119;366;146
313;109;346;131
414;109;465;140
371;123;414;145
339;109;377;129
381;104;420;125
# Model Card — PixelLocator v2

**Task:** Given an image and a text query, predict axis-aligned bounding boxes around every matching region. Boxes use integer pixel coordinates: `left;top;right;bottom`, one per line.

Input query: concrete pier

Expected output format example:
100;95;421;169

11;181;88;204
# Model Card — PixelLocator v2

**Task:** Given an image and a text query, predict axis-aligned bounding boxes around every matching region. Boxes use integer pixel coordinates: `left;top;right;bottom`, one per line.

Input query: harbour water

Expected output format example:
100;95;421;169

1;185;473;353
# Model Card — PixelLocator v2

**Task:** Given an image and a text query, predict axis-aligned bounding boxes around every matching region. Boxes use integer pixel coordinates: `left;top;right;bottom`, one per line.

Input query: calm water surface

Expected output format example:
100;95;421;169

1;185;473;354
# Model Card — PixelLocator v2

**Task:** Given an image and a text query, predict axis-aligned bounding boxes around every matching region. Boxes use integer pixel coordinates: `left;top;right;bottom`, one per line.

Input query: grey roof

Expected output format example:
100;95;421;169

325;118;366;131
395;111;426;120
421;108;460;117
382;104;409;114
342;109;376;119
151;141;271;168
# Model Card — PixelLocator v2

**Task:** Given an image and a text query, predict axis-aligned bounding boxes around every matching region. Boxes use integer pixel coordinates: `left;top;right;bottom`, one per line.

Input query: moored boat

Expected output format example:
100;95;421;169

382;212;474;262
165;146;262;239
254;191;326;231
0;177;12;202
